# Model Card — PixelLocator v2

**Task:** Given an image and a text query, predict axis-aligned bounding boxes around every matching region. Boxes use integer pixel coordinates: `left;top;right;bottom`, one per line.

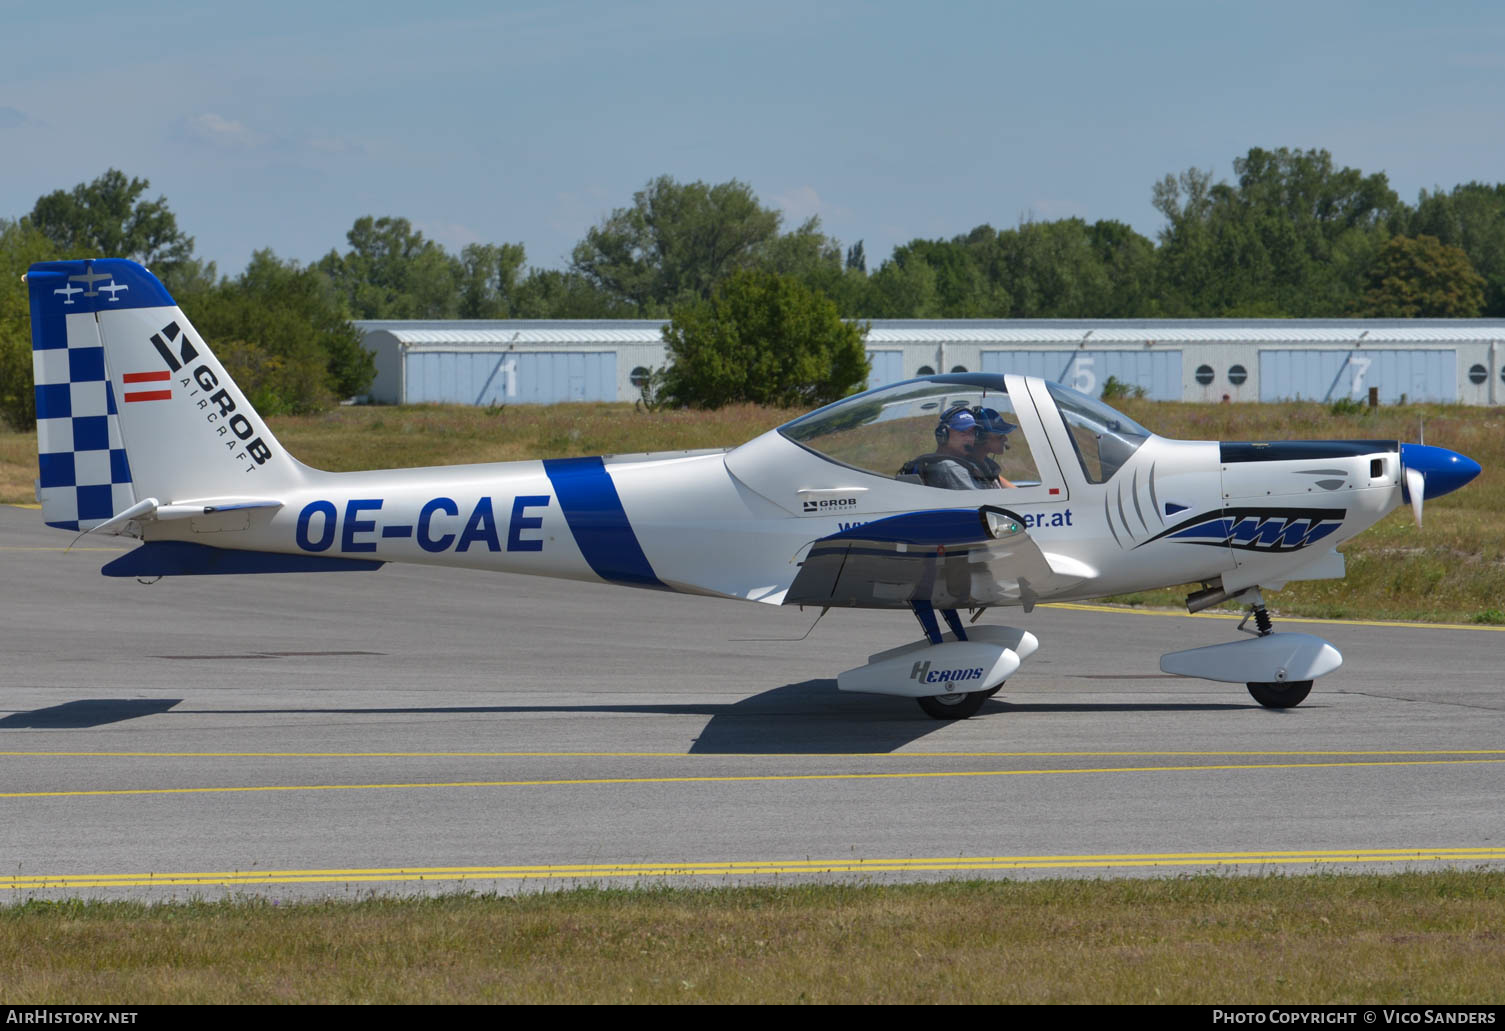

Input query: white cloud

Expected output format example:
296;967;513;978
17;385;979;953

176;112;273;151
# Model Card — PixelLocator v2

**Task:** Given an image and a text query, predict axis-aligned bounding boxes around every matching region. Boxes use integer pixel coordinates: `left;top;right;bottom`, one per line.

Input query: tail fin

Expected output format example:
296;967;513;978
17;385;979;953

26;259;307;531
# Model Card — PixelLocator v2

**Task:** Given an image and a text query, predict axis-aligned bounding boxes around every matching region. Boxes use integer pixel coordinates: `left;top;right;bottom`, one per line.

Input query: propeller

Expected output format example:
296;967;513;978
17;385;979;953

1398;443;1481;529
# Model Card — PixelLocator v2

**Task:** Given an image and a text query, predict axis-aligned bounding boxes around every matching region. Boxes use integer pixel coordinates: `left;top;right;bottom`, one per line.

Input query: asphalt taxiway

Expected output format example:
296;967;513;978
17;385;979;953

3;504;1503;900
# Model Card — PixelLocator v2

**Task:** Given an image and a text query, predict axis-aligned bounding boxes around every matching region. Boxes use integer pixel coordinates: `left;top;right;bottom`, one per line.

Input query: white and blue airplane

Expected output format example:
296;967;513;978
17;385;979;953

24;259;1482;718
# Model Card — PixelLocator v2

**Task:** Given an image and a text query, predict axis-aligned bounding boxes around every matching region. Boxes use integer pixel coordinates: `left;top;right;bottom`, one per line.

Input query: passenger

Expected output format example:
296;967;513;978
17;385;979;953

899;404;998;490
971;407;1018;488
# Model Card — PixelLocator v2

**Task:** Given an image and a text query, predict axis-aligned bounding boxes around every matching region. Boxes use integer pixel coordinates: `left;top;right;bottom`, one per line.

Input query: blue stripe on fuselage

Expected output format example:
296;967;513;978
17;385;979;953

542;456;666;589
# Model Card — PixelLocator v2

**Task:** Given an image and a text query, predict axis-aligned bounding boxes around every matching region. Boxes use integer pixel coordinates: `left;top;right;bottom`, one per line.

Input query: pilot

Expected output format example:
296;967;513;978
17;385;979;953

971;407;1018;489
899;404;998;490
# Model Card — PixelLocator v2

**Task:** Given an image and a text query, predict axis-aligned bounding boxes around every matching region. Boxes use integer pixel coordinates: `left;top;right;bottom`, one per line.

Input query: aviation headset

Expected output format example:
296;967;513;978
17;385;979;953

934;403;978;445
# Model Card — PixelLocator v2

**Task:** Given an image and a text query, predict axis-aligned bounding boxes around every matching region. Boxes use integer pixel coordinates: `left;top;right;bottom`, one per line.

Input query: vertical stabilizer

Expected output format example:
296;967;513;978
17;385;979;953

26;259;308;532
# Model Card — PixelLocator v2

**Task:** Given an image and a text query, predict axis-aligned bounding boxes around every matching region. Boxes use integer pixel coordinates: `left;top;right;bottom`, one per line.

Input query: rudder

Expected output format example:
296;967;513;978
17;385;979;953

26;259;307;532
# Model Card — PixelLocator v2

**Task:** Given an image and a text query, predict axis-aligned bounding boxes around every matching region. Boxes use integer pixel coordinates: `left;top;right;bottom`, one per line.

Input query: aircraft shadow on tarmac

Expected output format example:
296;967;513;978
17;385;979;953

0;685;1256;750
0;698;184;729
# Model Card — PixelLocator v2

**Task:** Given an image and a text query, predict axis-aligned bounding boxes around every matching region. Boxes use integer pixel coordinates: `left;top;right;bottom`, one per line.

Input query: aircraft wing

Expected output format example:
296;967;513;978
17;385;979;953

785;506;1095;610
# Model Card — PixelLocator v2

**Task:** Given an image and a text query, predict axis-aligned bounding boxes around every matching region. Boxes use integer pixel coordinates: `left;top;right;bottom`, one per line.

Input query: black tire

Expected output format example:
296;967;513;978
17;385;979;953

916;690;990;720
1246;680;1313;708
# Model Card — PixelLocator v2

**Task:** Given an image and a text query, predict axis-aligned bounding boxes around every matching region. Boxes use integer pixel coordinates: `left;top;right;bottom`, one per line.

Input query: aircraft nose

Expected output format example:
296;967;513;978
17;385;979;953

1400;443;1482;500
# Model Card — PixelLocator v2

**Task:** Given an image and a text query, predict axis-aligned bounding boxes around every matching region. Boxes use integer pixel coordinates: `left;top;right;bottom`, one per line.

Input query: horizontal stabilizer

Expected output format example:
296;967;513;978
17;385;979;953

102;541;383;577
82;496;284;537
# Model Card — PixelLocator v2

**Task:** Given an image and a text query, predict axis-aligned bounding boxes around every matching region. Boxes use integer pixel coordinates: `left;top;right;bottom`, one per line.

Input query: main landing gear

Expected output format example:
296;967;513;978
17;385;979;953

833;601;1034;721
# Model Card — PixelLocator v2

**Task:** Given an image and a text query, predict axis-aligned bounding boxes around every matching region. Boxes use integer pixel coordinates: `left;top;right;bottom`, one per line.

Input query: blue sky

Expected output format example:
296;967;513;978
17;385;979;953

5;1;1503;277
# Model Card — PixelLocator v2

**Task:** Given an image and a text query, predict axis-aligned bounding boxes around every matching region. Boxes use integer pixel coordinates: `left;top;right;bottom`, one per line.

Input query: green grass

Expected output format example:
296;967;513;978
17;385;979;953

4;873;1504;1003
3;399;1501;624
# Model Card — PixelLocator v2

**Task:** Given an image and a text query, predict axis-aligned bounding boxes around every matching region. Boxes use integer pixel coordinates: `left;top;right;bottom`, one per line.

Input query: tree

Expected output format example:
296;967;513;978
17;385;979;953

1152;148;1400;315
28;169;194;275
0;219;56;429
992;219;1114;317
845;240;867;274
658;269;869;409
189;250;373;411
1406;182;1505;315
1355;235;1485;317
572;176;783;313
317;216;462;318
457;242;527;318
867;251;942;317
510;268;635;318
1087;219;1156;317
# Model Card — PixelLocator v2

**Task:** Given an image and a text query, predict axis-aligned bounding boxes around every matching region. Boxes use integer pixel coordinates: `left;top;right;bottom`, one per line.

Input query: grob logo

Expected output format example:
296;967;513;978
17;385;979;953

802;496;858;513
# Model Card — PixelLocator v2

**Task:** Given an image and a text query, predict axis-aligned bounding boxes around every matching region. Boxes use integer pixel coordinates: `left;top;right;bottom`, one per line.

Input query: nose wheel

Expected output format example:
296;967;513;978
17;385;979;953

1246;680;1313;708
1239;593;1313;709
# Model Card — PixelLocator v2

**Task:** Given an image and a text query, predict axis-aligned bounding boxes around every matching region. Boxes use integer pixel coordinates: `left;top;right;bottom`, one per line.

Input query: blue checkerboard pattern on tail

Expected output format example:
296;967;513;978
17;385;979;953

30;284;137;532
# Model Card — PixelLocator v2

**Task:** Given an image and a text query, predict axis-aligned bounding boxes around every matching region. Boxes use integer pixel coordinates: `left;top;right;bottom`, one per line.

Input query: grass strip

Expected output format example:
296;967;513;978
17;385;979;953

3;872;1504;1004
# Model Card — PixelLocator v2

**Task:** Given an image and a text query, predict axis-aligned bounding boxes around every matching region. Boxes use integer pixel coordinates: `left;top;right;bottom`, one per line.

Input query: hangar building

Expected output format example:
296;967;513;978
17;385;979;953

355;318;1505;406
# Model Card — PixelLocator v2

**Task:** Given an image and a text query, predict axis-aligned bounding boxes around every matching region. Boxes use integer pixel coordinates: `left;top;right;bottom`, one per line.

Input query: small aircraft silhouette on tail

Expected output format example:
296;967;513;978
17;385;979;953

24;259;1481;718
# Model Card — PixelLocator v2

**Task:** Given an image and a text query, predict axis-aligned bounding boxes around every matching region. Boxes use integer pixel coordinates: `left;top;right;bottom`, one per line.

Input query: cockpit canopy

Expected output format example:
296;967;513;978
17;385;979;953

777;374;1152;487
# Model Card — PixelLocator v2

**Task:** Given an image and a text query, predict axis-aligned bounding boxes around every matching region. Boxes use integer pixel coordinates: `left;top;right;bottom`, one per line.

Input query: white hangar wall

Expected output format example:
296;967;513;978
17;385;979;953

355;319;1505;406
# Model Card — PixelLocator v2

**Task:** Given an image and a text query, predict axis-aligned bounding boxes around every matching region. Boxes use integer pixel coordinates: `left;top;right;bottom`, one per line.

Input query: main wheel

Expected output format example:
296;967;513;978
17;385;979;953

916;690;991;720
1246;680;1313;708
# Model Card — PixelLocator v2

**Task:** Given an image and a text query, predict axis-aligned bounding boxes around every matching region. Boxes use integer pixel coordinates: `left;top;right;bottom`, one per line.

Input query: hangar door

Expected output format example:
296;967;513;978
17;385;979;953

1259;349;1457;404
405;351;618;404
865;349;904;389
981;349;1183;400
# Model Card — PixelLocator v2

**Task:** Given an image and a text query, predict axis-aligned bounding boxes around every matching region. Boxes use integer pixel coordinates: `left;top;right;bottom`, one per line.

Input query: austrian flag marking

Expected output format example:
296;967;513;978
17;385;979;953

123;370;172;403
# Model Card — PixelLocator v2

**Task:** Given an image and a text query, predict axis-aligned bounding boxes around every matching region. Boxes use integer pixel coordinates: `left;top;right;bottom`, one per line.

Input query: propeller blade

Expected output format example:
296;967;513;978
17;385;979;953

1404;466;1425;528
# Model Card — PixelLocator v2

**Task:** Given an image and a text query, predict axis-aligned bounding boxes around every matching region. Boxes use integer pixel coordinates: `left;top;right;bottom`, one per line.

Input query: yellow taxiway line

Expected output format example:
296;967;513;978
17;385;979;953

5;756;1503;799
7;848;1505;890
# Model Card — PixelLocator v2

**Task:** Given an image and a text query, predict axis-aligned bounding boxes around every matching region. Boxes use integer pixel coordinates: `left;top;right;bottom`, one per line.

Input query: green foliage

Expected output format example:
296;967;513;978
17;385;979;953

0;219;57;430
27;169;194;276
1355;235;1485;317
510;268;637;318
185;250;373;409
1406;182;1505;315
1408;182;1505;313
658;269;869;408
1100;376;1146;401
862;217;1156;319
457;242;527;318
214;339;336;415
572;176;784;314
318;216;463;319
1152;148;1400;316
1327;396;1367;416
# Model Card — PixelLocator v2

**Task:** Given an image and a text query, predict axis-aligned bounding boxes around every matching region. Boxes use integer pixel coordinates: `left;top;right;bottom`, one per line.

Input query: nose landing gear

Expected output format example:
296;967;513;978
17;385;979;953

1236;593;1313;708
1160;587;1341;708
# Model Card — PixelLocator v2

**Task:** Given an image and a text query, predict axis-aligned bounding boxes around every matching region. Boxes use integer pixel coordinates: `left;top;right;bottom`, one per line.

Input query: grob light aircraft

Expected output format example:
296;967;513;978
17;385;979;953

25;259;1482;718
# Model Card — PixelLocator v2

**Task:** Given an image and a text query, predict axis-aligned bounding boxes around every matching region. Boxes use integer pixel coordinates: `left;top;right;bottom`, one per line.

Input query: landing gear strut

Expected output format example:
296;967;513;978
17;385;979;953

1237;590;1313;709
911;601;1000;720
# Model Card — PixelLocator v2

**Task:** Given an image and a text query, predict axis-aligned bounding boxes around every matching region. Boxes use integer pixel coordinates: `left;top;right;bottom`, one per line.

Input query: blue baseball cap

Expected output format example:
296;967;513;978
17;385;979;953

973;407;1016;436
940;407;978;433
